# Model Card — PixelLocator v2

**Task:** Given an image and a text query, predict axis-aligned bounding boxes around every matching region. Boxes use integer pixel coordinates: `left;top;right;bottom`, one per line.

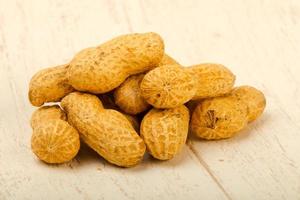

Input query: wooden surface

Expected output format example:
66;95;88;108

0;0;300;199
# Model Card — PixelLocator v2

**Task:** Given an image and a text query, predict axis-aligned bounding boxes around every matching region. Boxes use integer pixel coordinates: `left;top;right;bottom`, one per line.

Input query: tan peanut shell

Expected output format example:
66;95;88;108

140;65;196;108
30;105;67;128
187;63;235;100
31;106;80;164
29;64;74;106
231;86;266;122
141;105;189;160
191;96;248;140
67;32;164;94
114;74;151;115
61;92;146;167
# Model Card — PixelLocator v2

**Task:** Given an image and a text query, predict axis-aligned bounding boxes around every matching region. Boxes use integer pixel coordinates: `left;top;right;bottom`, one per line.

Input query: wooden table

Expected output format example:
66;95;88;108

1;0;299;199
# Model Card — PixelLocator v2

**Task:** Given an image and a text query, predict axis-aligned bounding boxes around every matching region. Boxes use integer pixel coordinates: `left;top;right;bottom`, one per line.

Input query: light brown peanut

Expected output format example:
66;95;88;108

61;92;146;167
114;74;151;115
190;96;248;140
140;65;196;108
187;63;235;99
231;85;266;122
141;105;189;160
67;32;164;94
31;106;80;164
29;64;74;106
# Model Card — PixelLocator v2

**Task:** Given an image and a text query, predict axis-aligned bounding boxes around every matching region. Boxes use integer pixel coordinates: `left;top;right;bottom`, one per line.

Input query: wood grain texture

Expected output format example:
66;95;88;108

0;0;299;199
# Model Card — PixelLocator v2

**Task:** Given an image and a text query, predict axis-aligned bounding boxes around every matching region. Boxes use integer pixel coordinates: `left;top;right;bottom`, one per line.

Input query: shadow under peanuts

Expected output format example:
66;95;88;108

136;147;192;171
73;142;106;166
34;145;196;172
31;141;105;171
32;142;106;171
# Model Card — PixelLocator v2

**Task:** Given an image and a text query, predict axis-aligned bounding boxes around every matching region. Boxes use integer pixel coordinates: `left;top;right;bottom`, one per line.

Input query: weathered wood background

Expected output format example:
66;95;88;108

0;0;299;199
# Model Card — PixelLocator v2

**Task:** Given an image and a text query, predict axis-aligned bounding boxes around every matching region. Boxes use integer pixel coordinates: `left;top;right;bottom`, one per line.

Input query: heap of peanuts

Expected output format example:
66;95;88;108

29;32;266;167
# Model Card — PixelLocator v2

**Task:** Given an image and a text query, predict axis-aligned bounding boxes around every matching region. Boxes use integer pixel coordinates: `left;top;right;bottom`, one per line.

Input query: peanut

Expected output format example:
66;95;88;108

141;105;189;160
29;64;74;106
140;65;196;108
31;106;80;164
67;32;164;94
61;92;146;167
231;86;266;122
187;63;235;99
190;96;248;140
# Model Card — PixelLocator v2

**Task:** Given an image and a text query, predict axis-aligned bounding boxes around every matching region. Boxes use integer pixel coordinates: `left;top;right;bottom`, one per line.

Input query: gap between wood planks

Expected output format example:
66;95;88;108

187;141;233;200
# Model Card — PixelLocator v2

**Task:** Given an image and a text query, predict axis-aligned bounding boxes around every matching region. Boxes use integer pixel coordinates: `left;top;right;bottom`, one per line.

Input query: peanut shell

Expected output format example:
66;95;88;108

231;86;266;122
114;74;151;115
187;63;235;100
67;32;164;94
29;64;74;106
61;92;146;167
140;65;196;108
141;105;189;160
191;96;247;140
31;119;80;164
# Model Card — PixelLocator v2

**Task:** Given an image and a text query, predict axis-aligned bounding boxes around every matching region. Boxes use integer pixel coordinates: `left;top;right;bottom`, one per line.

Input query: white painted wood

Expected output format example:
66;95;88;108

0;0;299;199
